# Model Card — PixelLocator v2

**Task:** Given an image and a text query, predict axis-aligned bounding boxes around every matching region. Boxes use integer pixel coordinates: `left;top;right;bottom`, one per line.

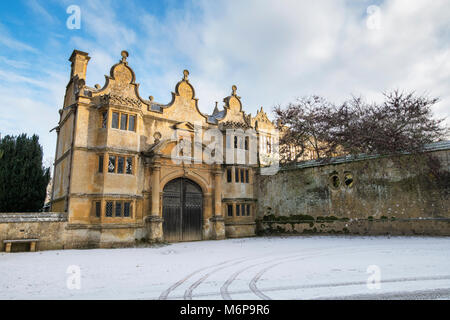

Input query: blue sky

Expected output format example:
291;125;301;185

0;0;449;165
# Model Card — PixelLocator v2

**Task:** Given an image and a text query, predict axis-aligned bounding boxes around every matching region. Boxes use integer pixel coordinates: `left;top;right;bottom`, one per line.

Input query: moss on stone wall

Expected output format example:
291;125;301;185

256;217;450;236
260;214;348;224
316;216;339;222
261;214;315;222
256;148;449;236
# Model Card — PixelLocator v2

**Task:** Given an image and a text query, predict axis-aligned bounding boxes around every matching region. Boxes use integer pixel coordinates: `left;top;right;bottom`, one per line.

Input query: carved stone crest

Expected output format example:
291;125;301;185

220;120;252;130
100;94;142;109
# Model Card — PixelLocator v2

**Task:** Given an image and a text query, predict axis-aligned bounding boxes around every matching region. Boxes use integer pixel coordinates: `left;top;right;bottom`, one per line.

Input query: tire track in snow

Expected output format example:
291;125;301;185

183;249;320;300
266;274;450;296
188;247;327;300
223;245;376;300
182;247;326;300
175;274;450;299
183;258;251;300
159;257;245;300
247;247;377;300
164;243;402;300
220;249;321;300
248;254;321;300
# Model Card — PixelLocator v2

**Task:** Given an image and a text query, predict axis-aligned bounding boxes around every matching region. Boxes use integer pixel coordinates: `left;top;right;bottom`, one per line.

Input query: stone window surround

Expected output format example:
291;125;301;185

233;136;249;150
226;166;251;184
103;109;137;132
91;199;134;219
102;153;135;175
223;200;253;218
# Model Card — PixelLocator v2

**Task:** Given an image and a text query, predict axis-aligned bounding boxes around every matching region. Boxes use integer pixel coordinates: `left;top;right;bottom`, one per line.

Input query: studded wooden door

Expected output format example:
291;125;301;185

162;178;203;242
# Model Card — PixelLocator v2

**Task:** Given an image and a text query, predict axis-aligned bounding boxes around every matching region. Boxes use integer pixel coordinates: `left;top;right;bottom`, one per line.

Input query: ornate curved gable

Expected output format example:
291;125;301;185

88;51;147;112
218;85;252;129
225;85;242;112
149;70;208;124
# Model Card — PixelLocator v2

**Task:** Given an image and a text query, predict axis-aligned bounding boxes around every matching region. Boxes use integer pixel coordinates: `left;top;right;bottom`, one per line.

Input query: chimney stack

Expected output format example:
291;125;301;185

69;50;90;81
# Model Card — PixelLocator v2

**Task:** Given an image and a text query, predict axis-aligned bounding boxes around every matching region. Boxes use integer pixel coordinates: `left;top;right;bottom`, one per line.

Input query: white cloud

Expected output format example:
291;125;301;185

0;56;31;69
26;0;59;25
0;82;59;166
2;0;449;163
91;0;447;124
0;24;39;53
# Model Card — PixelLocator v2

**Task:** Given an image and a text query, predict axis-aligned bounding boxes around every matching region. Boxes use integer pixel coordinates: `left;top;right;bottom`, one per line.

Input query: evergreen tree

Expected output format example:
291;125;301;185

0;134;50;212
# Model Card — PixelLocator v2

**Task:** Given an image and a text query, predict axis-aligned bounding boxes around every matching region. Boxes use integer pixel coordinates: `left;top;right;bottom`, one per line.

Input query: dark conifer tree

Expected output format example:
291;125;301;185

0;134;50;212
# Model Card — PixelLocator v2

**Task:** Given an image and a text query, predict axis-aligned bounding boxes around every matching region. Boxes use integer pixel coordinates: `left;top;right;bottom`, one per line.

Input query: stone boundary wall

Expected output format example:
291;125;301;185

256;143;450;236
258;218;450;236
0;212;68;251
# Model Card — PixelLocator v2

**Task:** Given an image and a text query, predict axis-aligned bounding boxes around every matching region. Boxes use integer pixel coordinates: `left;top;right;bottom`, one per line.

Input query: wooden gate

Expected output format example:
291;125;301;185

162;178;203;242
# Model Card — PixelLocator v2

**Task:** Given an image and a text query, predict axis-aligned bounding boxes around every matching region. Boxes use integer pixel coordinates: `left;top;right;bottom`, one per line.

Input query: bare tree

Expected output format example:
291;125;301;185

274;90;447;163
274;96;339;162
333;90;447;155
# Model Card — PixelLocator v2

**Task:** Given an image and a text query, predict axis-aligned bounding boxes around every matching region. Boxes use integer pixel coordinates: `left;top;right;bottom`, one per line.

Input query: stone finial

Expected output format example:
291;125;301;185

149;96;154;102
213;101;219;114
121;50;129;63
231;85;237;96
94;84;101;90
183;69;189;81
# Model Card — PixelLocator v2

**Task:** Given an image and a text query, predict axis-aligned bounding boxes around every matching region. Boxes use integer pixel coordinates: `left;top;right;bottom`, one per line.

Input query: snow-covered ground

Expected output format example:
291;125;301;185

1;236;450;300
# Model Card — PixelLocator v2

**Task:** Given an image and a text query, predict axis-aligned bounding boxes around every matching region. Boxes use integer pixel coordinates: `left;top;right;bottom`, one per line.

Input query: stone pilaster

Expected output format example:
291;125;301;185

151;164;161;216
211;166;225;239
146;160;163;242
145;215;164;241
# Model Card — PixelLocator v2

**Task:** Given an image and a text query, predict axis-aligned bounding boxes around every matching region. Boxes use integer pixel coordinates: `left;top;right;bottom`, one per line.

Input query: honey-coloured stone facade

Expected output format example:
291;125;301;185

50;50;277;248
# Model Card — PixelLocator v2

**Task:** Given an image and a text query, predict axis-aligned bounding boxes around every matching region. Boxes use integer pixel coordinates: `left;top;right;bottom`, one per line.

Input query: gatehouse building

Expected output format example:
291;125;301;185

50;50;277;247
